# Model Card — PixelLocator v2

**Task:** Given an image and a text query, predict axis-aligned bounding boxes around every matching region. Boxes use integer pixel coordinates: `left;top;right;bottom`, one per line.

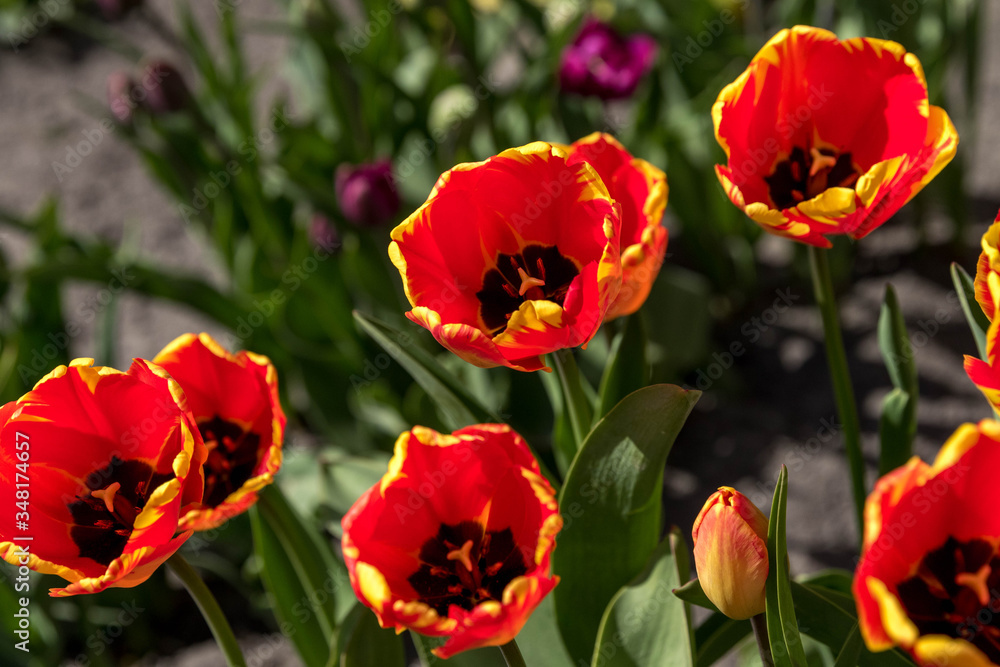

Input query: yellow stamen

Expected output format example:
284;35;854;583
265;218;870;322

447;540;475;572
516;267;545;297
91;482;122;515
956;564;993;607
809;147;838;177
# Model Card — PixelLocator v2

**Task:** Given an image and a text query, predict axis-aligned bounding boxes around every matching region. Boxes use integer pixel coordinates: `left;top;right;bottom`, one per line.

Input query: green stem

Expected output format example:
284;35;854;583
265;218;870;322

168;553;247;667
550;348;593;448
498;639;528;667
751;613;774;667
808;246;866;546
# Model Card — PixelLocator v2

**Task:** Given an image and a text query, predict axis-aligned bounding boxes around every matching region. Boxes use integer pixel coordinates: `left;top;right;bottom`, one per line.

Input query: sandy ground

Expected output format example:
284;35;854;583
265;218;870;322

2;1;999;665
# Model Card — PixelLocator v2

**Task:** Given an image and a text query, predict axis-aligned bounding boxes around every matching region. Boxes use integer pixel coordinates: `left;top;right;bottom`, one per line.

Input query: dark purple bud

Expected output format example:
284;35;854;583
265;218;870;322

106;70;138;124
95;0;143;21
309;214;341;253
559;18;657;101
139;61;192;115
335;160;400;227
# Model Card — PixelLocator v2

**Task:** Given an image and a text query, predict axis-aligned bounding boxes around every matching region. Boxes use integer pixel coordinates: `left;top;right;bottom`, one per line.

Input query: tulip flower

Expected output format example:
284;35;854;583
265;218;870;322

107;71;138;124
336;160;400;227
713;26;957;247
0;359;206;597
140;60;192;115
309;213;341;253
975;212;1000;322
342;424;562;658
560;132;668;320
691;487;769;620
153;333;286;531
389;142;622;372
559;18;657;100
854;420;1000;666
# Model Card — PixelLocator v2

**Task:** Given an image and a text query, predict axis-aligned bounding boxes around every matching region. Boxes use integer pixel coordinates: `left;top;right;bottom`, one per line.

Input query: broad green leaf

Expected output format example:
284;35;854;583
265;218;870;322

790;583;915;667
832;624;863;667
877;285;917;475
951;262;989;359
250;506;331;667
591;528;695;667
353;311;500;430
553;384;700;665
333;604;406;667
673;577;720;613
765;466;808;667
596;314;650;423
878;389;914;476
258;486;348;639
693;612;751;667
795;570;854;597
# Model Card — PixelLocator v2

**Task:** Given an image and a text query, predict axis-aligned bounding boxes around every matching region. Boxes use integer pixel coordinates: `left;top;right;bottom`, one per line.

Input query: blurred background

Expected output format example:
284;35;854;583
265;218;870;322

0;0;993;664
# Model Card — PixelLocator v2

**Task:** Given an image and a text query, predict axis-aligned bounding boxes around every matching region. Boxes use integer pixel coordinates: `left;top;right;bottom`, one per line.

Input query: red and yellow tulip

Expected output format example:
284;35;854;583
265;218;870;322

389;142;622;372
713;25;957;247
692;487;769;620
342;424;562;658
975;212;1000;323
560;133;668;320
854;420;1000;666
154;333;286;531
0;359;206;597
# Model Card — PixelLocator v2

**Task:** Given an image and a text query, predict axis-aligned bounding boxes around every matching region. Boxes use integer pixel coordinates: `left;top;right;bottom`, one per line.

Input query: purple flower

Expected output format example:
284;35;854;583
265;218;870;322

559;19;657;100
95;0;143;21
107;71;137;124
309;214;341;253
140;61;192;116
335;161;400;227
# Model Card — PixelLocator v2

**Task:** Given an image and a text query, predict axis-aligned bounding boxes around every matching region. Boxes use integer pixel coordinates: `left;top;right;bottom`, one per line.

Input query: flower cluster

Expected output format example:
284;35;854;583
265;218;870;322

0;333;284;596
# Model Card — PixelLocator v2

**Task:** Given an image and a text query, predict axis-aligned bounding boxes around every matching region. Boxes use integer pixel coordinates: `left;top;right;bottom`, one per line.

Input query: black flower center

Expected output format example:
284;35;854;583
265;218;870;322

476;245;579;336
896;536;1000;662
68;456;172;566
764;145;861;210
200;416;261;508
407;521;528;615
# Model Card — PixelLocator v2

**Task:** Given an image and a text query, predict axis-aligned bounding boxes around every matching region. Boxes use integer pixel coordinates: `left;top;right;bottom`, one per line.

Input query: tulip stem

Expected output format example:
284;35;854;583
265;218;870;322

550;348;594;453
808;245;866;547
751;613;775;667
168;553;247;667
498;639;528;667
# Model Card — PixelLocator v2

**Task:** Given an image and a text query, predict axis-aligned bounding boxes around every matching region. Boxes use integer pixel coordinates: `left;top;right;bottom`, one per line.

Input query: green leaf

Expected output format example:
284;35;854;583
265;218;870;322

765;465;808;667
831;624;863;667
352;311;500;430
878;389;914;476
517;595;575;667
551;348;595;453
951;262;989;359
250;507;331;667
553;384;700;665
790;583;915;667
258;486;349;638
877;285;917;475
694;612;752;667
673;578;720;613
333;604;406;667
595;315;650;422
591;528;695;667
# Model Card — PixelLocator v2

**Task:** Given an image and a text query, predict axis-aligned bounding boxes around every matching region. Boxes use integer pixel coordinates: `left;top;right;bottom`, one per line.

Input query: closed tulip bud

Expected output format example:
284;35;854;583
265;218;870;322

106;70;137;124
309;214;341;253
139;60;192;115
335;160;399;227
691;487;769;620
